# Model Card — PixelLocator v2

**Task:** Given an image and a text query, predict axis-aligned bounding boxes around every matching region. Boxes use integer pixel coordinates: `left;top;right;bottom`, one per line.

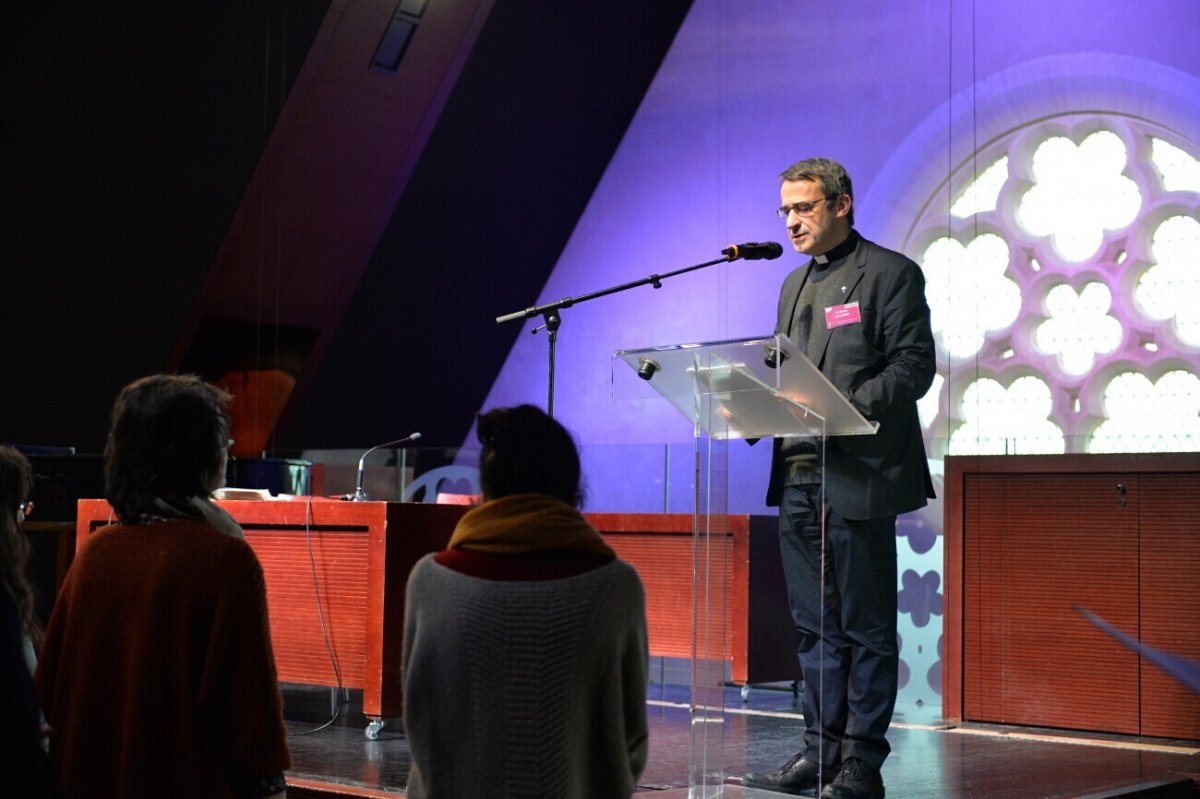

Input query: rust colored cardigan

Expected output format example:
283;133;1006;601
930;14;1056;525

36;518;291;798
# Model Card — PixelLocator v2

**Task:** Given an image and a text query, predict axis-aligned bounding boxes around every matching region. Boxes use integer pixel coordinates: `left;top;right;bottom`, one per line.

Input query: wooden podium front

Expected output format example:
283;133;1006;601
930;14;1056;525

593;512;799;687
76;498;467;722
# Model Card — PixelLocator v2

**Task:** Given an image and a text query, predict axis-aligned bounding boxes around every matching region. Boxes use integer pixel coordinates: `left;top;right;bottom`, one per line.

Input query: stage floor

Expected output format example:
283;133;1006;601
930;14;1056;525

281;682;1200;797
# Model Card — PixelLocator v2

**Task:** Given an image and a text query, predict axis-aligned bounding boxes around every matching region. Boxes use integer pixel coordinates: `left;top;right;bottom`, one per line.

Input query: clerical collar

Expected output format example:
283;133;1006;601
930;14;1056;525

812;230;859;265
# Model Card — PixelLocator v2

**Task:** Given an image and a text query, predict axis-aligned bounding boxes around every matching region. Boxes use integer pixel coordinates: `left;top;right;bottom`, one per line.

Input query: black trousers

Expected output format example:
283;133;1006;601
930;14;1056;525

778;483;898;771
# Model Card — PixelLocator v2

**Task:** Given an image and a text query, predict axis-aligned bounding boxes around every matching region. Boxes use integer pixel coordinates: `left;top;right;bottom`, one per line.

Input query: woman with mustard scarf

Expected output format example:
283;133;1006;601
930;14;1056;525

401;404;649;798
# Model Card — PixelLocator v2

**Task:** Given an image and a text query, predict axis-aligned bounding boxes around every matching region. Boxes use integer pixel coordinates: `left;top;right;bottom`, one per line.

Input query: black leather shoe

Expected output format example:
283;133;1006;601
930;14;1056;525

744;752;834;795
821;757;885;799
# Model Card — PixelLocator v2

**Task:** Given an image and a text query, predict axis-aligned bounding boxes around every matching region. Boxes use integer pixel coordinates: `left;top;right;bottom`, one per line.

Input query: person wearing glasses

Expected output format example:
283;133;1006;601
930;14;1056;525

35;375;291;798
744;158;936;799
1;446;63;796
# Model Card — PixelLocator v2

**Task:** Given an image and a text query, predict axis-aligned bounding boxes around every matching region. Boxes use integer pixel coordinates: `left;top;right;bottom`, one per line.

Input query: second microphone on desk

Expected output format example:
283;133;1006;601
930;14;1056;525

351;432;422;501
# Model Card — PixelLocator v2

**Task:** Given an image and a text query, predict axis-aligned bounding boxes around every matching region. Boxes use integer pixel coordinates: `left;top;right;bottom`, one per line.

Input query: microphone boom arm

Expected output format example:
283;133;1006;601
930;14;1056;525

494;242;779;417
495;254;733;326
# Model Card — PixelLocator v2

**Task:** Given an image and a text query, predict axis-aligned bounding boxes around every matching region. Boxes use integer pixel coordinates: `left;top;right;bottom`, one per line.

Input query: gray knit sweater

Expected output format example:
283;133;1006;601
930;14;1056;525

402;554;649;798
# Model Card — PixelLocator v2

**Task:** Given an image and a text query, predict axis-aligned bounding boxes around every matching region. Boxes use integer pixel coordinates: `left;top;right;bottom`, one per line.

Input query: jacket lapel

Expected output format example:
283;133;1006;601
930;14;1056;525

812;239;868;368
779;262;815;338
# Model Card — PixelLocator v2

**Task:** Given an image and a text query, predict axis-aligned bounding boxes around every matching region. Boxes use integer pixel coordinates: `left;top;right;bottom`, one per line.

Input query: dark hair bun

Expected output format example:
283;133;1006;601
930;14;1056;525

476;405;583;507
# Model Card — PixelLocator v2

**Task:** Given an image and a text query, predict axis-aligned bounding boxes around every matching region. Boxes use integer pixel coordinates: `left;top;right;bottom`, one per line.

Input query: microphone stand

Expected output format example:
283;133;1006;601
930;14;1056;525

495;249;740;417
352;433;422;501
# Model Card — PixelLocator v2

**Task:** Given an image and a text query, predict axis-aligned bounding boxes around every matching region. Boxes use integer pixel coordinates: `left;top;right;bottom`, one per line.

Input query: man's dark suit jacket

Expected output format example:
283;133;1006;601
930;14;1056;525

766;233;937;521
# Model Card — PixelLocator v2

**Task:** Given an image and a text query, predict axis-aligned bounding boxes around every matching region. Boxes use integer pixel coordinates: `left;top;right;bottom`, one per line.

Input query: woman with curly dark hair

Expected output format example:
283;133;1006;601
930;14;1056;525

35;374;291;798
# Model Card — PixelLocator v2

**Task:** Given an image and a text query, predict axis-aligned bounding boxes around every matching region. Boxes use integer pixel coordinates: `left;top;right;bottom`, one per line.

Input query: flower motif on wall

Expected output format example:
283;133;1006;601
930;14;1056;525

1016;130;1141;263
897;514;939;555
1088;369;1200;452
922;233;1022;359
1135;214;1200;347
950;156;1009;217
950;375;1065;454
1034;282;1123;375
911;115;1199;455
1151;138;1200;193
917;373;944;431
897;568;943;628
927;635;943;695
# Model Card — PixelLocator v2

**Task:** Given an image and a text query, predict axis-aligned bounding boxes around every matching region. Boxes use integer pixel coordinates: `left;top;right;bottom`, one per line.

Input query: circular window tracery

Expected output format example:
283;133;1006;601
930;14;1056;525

908;114;1200;455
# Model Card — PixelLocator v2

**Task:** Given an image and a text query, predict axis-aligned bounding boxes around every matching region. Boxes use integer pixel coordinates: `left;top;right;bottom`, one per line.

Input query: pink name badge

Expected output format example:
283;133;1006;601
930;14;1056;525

825;301;862;329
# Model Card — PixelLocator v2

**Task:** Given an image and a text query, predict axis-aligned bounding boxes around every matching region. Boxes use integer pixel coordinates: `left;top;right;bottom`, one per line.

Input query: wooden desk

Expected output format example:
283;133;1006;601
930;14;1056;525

593;512;799;686
77;498;466;723
943;453;1200;740
76;502;798;725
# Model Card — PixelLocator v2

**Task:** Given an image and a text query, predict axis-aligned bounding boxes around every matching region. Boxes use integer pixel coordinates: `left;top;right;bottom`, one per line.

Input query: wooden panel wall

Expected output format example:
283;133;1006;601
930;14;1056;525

946;454;1200;741
963;473;1140;733
1138;474;1200;739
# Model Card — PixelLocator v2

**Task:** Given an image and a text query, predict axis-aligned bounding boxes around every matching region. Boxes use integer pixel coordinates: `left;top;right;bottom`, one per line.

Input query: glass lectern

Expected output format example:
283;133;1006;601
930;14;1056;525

614;334;876;796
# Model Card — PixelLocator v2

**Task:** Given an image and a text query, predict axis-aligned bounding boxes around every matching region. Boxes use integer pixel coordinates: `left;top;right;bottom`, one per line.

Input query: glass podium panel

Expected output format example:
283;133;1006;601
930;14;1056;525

689;428;728;795
614;335;878;794
614;335;877;439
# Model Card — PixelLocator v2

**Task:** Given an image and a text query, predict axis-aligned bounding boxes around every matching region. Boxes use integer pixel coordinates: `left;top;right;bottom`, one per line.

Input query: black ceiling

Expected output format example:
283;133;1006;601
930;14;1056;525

1;0;693;453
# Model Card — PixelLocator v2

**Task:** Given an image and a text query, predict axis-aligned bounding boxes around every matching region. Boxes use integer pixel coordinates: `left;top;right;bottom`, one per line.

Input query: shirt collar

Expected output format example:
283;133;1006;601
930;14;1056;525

813;229;859;265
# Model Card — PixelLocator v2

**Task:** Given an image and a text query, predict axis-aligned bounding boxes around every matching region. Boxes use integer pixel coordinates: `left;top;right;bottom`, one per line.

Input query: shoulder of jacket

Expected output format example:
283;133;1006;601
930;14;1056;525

857;239;920;274
857;236;901;260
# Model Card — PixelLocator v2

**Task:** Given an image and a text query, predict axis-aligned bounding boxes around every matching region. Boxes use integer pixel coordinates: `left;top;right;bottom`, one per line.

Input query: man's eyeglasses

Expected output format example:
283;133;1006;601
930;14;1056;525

777;196;831;219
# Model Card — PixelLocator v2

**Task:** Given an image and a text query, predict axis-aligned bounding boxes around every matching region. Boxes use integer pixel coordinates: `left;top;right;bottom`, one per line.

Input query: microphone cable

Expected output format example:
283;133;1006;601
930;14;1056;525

289;496;347;735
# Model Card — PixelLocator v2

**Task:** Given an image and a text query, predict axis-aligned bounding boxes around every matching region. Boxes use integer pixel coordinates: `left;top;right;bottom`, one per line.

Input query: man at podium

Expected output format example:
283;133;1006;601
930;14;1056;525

745;158;936;799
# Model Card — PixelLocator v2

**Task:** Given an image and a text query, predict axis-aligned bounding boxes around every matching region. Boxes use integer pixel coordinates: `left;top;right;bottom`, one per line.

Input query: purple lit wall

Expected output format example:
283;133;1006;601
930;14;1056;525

476;0;1200;709
479;0;1199;506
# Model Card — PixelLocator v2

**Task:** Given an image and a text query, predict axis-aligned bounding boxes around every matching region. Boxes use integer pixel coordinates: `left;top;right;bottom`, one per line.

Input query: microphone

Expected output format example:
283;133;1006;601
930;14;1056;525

722;241;783;261
352;433;422;501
